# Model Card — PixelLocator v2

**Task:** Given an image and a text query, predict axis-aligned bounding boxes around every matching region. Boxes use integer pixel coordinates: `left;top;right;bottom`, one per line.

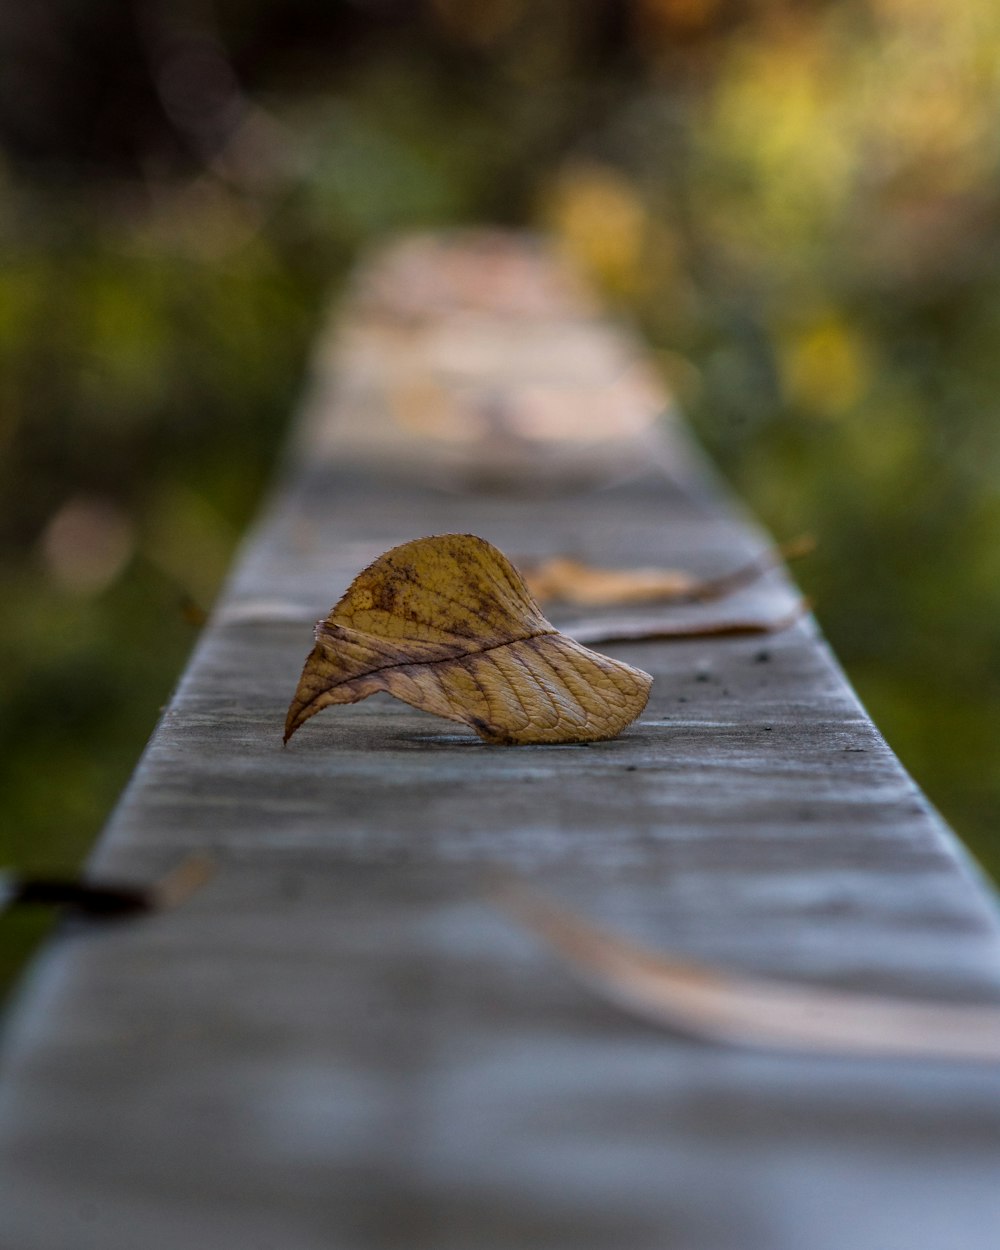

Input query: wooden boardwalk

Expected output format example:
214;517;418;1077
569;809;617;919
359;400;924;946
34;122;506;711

1;232;998;1249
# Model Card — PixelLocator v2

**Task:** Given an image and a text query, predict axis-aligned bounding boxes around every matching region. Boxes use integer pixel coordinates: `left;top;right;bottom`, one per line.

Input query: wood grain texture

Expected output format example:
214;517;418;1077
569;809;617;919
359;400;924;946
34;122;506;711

1;233;998;1250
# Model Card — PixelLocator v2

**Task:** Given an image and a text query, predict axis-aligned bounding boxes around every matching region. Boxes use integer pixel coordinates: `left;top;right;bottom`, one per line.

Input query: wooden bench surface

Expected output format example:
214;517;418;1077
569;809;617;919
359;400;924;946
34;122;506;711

1;233;998;1250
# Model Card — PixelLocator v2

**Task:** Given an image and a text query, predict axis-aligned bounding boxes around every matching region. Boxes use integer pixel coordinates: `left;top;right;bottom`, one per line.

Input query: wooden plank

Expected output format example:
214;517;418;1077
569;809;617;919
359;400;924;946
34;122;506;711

1;232;999;1250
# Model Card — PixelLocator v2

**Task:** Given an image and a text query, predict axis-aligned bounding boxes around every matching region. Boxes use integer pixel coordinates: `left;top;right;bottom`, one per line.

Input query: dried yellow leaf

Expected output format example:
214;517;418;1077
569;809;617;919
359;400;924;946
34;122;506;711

524;557;697;606
284;534;652;745
522;535;816;608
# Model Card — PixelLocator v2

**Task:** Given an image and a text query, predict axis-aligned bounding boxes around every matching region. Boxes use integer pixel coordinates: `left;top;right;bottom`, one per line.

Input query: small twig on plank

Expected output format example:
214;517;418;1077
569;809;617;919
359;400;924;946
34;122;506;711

0;854;214;920
689;533;815;603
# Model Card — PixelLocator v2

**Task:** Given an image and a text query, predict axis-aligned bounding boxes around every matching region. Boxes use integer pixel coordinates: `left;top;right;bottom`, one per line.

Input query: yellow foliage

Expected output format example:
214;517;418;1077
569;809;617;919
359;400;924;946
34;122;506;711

542;163;648;297
780;317;870;415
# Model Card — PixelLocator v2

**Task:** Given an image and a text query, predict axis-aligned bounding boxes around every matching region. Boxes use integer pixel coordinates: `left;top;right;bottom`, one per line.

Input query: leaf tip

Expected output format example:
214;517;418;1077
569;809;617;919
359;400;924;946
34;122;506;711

283;698;305;745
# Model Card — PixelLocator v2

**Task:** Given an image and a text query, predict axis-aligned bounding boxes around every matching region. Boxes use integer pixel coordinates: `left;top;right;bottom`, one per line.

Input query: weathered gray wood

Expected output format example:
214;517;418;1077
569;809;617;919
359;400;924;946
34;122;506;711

1;232;999;1250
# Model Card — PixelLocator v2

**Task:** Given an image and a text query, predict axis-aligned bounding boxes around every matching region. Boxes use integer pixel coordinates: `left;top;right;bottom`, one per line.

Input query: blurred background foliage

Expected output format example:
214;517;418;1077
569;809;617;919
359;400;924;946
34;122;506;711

2;0;999;982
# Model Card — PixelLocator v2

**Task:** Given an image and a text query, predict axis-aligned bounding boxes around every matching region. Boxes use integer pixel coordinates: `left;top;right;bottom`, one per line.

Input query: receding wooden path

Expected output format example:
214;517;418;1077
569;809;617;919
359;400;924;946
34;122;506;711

2;232;999;1250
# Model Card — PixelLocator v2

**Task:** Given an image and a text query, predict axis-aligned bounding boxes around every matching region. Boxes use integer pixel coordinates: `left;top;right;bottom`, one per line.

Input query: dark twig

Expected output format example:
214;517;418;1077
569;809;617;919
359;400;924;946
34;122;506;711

1;855;213;920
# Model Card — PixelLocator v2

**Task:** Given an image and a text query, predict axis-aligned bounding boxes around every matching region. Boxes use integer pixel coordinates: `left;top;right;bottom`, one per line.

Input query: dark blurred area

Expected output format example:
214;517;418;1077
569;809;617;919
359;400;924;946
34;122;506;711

2;0;998;982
